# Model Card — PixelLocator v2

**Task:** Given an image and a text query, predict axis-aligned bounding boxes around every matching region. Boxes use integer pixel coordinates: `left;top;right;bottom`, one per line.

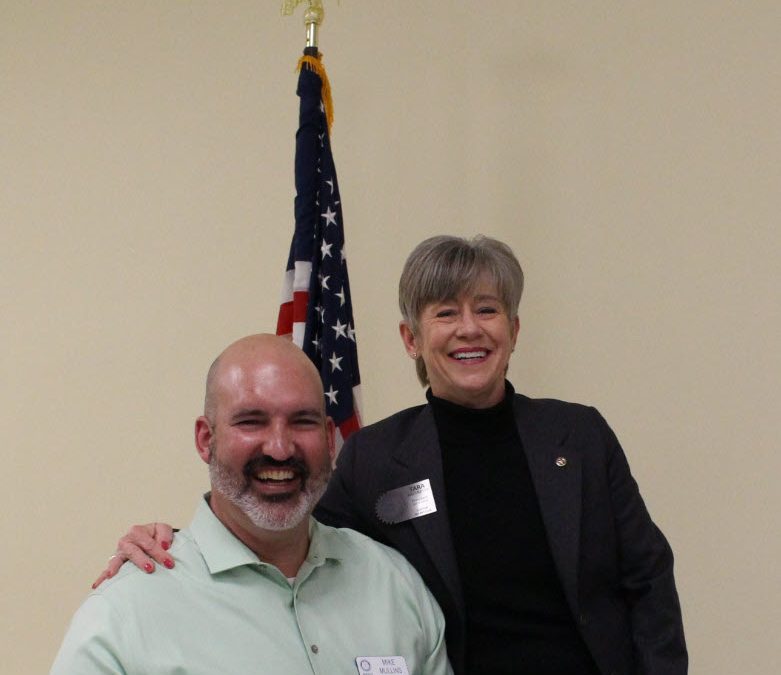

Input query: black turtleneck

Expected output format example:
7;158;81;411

428;383;600;675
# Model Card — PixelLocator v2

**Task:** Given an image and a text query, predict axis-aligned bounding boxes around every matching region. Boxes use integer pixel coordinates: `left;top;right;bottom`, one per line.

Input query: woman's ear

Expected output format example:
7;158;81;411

399;321;418;357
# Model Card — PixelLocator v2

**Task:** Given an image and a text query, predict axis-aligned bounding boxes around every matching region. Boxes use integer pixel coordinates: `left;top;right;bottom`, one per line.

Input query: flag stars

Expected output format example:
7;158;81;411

325;179;334;195
321;206;338;227
325;385;338;406
329;352;343;372
321;241;333;259
336;287;346;307
347;324;356;342
331;318;348;339
320;274;330;290
311;334;320;352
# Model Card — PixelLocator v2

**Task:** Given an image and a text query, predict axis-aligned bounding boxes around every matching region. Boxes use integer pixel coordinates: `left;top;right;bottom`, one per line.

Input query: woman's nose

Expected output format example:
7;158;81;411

455;309;481;337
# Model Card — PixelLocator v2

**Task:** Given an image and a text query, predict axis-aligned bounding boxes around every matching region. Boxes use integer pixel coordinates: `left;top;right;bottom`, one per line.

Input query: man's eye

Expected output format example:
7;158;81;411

295;417;320;426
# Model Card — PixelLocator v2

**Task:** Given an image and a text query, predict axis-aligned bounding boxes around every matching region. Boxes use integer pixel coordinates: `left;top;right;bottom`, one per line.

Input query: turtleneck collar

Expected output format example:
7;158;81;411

427;380;517;444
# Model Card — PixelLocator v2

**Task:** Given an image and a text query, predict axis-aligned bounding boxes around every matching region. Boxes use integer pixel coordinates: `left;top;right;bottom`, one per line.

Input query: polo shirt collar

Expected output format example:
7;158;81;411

190;496;261;574
189;495;343;576
306;518;344;566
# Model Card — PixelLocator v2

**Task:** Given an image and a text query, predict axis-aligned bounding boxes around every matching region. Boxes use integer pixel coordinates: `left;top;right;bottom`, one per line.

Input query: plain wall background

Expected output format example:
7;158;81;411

2;1;779;672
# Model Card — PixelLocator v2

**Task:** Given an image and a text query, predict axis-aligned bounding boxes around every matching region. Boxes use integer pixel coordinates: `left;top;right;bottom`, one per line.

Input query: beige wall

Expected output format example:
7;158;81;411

3;2;779;672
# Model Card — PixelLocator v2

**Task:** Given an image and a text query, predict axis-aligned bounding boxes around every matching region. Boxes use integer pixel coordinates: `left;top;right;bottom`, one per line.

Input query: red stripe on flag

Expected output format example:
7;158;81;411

337;412;361;441
276;302;293;336
292;291;309;323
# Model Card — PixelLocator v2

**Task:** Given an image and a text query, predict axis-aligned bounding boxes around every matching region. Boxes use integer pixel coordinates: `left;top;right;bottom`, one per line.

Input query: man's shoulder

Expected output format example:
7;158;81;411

316;521;426;584
91;528;204;604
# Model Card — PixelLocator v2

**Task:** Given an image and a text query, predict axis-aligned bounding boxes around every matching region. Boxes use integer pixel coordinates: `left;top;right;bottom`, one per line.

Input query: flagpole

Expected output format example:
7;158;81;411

304;3;323;50
282;0;324;50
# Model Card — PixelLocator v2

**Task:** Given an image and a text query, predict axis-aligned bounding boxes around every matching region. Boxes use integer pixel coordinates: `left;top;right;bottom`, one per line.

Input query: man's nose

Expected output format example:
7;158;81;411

263;422;294;460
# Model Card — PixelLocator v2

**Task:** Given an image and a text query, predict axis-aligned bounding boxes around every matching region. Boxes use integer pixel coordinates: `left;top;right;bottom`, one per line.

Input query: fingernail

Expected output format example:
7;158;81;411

91;583;97;589
163;558;174;569
162;541;170;551
144;562;154;573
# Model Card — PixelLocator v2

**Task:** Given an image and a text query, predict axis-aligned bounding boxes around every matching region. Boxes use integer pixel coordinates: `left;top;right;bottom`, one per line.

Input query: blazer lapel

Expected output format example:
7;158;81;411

514;396;582;614
390;406;464;618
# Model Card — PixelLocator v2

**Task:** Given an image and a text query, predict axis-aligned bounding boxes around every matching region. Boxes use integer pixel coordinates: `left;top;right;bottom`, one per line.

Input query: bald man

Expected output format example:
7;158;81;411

52;335;451;675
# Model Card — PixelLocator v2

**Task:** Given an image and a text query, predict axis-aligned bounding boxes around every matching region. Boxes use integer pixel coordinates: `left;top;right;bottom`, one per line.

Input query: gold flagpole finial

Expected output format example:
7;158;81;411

281;0;325;49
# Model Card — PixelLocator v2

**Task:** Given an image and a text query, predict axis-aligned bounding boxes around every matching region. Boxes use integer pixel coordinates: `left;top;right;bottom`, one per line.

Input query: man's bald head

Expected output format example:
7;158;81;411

203;334;324;422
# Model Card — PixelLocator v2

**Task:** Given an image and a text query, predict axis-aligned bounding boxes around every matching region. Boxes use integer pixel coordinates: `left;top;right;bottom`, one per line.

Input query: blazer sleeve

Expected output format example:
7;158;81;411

596;409;688;674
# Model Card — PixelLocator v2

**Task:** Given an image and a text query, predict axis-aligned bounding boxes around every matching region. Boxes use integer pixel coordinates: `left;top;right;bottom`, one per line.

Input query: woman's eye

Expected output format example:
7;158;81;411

478;306;498;314
435;309;456;318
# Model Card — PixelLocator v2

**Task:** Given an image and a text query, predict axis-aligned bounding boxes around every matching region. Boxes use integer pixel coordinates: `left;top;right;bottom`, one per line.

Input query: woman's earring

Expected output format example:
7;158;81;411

411;352;417;359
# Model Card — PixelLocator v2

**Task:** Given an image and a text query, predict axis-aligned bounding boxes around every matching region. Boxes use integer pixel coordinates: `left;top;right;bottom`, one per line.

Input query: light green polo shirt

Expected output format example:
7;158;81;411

51;497;451;675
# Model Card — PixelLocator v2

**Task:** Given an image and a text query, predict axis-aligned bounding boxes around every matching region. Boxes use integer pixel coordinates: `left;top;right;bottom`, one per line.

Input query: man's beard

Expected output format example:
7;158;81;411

208;445;331;532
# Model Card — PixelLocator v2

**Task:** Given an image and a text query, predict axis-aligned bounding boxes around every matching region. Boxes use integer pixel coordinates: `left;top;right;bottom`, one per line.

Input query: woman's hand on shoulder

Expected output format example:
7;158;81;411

91;522;176;589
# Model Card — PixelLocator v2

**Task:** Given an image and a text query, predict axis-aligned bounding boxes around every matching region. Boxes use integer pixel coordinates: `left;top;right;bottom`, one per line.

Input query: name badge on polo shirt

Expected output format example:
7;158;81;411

375;479;437;525
355;656;410;675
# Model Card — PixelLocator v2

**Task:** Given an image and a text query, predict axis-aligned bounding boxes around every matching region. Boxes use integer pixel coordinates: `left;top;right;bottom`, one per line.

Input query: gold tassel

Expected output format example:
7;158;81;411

297;54;334;134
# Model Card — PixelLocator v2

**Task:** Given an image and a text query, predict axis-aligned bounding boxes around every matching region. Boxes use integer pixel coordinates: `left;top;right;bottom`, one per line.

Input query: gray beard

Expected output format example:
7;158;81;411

209;455;330;532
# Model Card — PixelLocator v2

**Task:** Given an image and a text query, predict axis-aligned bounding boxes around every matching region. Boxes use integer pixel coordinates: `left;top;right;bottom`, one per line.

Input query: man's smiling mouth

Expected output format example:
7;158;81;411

255;468;296;482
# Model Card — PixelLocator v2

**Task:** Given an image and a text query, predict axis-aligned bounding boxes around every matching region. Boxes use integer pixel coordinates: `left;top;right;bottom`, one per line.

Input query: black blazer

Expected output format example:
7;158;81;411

315;392;687;675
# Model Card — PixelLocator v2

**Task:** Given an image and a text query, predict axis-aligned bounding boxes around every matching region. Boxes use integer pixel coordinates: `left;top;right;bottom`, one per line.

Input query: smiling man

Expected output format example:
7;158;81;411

51;334;451;675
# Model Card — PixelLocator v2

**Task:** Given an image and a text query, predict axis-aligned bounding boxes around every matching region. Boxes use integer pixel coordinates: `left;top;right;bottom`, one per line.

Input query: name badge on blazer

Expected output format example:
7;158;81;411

375;479;437;525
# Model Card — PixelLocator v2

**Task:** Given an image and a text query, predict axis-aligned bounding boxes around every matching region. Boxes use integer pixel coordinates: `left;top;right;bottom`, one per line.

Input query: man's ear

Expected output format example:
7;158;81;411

399;321;418;357
325;417;337;467
194;416;213;464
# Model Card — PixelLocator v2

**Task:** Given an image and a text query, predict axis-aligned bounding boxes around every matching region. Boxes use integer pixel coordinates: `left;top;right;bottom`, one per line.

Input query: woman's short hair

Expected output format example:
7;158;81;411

398;234;524;385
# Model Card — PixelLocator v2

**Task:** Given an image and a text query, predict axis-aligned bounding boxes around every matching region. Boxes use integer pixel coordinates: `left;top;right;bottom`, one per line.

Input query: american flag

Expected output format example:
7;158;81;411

276;49;362;448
